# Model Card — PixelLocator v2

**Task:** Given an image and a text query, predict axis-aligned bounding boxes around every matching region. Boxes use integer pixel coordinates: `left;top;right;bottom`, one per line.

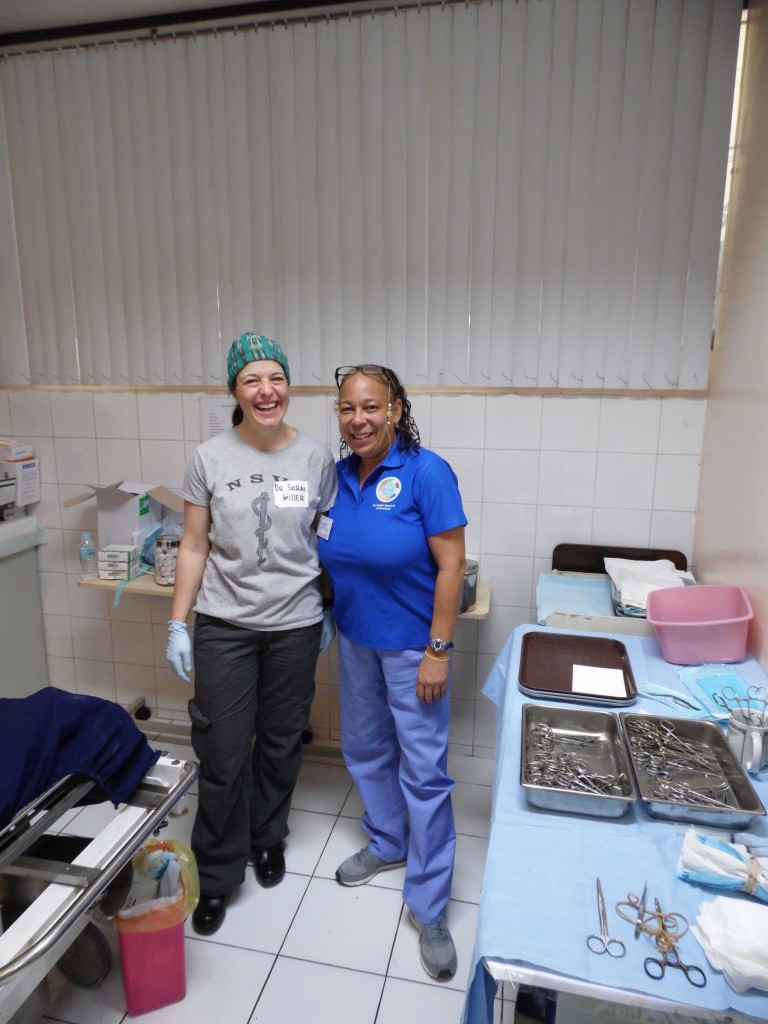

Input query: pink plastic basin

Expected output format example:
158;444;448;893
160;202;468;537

646;584;753;665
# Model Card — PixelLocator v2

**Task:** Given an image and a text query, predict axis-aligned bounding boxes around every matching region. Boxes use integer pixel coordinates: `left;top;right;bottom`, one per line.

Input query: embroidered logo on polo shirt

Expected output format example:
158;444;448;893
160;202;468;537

375;476;402;503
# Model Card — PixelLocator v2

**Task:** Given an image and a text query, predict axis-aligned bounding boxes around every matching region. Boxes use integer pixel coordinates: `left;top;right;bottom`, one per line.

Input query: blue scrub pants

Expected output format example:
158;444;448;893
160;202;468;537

337;634;456;924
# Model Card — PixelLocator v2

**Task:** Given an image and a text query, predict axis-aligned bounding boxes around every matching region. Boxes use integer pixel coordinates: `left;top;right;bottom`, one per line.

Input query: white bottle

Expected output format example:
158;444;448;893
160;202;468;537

79;531;98;581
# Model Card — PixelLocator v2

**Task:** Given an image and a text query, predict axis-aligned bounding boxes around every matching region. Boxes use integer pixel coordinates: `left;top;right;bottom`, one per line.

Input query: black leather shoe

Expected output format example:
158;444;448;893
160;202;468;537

192;895;227;935
253;844;285;888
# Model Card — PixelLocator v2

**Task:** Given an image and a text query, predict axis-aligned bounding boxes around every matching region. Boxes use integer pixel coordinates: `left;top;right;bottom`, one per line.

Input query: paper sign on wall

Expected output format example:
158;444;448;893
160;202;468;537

201;397;237;441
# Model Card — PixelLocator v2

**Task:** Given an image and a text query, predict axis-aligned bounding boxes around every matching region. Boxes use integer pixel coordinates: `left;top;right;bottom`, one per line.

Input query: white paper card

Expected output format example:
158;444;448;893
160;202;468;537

316;514;333;540
273;480;308;507
572;664;626;698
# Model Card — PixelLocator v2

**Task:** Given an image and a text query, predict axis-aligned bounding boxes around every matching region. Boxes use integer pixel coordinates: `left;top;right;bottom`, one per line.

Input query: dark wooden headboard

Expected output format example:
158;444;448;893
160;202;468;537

552;543;688;573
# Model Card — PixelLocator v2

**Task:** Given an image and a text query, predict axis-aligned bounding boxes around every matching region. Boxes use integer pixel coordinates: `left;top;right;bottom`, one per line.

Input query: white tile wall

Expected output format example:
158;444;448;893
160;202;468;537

50;391;96;437
97;438;142;483
94;392;139;439
0;390;11;434
598;396;661;453
12;389;703;755
137;392;185;439
538;451;597;506
594;453;655;509
540;395;600;451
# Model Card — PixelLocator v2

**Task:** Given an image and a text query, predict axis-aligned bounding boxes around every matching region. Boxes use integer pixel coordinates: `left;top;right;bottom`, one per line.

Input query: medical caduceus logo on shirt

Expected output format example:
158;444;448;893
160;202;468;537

251;492;273;565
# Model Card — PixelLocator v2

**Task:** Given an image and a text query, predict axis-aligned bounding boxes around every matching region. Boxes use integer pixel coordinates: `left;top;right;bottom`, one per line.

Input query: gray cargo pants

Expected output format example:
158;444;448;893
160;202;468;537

188;613;322;897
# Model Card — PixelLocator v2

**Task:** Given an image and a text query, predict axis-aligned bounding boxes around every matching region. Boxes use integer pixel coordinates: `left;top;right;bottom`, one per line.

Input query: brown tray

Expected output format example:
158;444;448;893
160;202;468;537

518;630;638;706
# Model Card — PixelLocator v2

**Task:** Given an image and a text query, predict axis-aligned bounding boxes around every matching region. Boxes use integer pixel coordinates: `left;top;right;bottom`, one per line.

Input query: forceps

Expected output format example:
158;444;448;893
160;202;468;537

644;898;706;988
587;878;626;957
633;882;647;940
642;691;701;712
644;944;707;987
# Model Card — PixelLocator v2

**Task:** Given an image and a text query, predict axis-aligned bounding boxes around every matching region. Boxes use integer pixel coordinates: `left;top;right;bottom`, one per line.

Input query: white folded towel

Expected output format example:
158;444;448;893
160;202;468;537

692;896;768;993
603;557;692;611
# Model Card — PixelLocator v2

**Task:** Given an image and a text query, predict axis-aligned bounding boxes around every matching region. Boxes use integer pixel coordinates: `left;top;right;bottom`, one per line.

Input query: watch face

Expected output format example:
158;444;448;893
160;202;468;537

429;639;448;652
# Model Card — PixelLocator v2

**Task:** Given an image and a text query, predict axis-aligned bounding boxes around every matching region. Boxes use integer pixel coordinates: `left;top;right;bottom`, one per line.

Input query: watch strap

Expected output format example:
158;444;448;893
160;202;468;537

428;637;454;653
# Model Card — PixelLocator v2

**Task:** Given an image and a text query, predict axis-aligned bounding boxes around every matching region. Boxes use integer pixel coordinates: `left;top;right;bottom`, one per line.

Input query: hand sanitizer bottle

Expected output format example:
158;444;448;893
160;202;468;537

79;531;98;581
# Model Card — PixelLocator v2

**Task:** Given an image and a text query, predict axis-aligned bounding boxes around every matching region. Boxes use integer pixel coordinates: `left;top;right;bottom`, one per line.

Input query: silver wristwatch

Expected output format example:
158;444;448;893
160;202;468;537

427;637;454;654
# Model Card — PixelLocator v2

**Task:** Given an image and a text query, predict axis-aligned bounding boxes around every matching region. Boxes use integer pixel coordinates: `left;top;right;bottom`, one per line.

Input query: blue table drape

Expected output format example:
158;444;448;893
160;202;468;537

462;626;768;1024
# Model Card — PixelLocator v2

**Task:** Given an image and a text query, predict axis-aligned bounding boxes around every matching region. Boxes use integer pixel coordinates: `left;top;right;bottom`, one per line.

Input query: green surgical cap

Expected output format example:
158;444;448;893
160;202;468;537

227;332;291;390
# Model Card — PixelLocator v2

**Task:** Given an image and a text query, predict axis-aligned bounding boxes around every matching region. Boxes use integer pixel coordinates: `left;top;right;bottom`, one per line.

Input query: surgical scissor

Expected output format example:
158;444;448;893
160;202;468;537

587;877;626;957
632;882;647;941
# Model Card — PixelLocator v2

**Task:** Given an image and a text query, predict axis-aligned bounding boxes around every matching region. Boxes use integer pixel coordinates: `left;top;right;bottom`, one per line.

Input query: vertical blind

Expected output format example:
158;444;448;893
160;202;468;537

0;0;741;389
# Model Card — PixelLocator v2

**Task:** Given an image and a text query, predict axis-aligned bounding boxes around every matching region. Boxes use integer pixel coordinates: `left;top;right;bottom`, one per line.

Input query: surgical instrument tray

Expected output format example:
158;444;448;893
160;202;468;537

520;704;638;818
619;712;766;829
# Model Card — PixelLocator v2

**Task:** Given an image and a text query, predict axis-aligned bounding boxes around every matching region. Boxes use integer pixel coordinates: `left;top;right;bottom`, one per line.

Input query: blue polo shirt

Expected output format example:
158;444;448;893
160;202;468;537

319;438;466;650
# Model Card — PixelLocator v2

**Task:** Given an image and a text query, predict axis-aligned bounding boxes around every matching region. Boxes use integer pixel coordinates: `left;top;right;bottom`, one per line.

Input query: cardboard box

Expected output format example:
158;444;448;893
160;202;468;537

98;559;140;574
0;477;16;510
63;483;185;549
98;544;140;567
0;438;34;461
98;564;141;581
2;457;41;505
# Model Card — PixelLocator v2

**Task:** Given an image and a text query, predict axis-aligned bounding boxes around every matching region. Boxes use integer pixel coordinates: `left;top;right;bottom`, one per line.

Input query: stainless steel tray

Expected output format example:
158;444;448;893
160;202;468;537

619;712;766;829
520;704;637;818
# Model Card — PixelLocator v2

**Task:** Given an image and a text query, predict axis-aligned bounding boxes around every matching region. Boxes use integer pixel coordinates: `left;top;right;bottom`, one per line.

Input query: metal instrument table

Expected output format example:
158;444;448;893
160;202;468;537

462;624;768;1024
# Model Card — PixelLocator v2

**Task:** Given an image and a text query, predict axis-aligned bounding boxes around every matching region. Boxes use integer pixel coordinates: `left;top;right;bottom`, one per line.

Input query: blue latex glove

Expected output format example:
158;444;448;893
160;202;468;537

319;610;336;653
166;620;192;682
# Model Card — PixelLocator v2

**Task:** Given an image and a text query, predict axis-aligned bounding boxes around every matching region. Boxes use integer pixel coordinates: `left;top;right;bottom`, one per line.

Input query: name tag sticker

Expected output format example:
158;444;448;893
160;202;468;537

274;480;309;508
316;515;333;540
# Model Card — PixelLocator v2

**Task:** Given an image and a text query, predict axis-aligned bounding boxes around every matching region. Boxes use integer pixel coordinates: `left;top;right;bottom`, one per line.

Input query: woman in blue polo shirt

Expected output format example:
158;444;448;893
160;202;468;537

319;364;467;980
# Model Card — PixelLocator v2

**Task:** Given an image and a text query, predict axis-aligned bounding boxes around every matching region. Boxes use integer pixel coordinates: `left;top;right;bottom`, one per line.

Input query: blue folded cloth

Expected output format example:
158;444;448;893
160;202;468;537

0;687;160;828
536;573;614;624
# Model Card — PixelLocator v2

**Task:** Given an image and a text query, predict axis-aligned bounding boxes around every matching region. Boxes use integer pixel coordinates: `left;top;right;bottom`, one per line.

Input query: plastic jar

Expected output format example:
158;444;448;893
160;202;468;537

154;535;180;586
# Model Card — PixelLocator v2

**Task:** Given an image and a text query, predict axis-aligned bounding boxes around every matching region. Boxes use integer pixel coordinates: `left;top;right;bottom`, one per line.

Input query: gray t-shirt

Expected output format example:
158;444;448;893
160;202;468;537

182;428;337;631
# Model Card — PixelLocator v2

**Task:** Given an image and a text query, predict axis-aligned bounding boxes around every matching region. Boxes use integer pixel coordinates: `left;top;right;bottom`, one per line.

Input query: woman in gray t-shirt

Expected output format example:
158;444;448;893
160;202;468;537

166;332;337;936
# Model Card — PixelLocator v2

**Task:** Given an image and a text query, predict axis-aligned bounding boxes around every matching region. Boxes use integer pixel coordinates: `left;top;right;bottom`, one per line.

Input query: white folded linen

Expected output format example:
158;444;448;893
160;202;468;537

603;557;693;611
692;896;768;993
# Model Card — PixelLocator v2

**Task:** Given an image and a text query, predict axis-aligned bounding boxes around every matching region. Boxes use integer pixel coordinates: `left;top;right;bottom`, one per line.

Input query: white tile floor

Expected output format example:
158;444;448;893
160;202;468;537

32;744;516;1024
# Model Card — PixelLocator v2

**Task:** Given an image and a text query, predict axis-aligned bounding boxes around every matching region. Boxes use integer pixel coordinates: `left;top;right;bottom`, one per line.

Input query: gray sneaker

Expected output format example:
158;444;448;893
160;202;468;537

335;846;406;886
409;911;457;979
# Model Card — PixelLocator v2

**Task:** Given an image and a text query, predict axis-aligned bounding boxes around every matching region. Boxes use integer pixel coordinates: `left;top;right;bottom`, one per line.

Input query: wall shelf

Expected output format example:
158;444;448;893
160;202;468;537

78;575;492;619
76;574;173;597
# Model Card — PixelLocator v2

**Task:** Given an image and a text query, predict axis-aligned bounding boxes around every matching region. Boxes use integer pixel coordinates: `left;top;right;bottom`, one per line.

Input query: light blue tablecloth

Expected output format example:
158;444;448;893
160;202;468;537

462;625;768;1024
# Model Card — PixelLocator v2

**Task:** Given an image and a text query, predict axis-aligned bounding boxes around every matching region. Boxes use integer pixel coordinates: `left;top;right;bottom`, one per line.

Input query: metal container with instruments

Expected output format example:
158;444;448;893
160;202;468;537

620;712;766;829
520;703;637;818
